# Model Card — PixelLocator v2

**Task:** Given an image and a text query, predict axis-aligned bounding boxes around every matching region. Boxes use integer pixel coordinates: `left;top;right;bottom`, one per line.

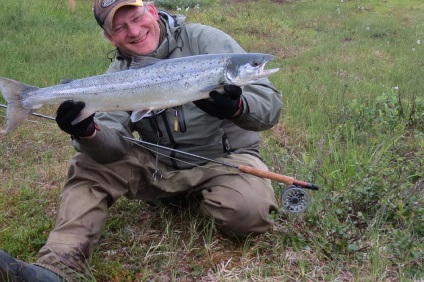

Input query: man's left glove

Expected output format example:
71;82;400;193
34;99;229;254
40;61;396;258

193;85;243;119
56;100;97;138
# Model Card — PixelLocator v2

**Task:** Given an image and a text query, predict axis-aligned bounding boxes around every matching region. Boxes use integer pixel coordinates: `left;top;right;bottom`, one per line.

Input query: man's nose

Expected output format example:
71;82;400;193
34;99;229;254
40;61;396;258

127;23;140;37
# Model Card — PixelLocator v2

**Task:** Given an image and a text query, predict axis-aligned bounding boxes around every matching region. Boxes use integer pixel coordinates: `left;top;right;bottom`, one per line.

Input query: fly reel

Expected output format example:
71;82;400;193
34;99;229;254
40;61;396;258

281;185;310;213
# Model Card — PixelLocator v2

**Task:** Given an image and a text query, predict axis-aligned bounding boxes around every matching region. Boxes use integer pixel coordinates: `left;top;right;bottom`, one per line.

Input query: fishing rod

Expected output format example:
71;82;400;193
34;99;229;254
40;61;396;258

121;136;318;213
123;135;319;190
0;103;319;190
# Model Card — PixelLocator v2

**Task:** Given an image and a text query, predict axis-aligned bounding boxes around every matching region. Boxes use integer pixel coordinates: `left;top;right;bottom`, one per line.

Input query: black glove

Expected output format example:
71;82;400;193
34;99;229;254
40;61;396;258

56;100;96;138
194;84;243;119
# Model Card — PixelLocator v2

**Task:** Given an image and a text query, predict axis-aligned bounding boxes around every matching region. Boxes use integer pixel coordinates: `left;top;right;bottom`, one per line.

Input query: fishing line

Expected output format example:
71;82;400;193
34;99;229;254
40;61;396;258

124;137;257;179
0;105;255;176
0;106;217;170
125;138;273;188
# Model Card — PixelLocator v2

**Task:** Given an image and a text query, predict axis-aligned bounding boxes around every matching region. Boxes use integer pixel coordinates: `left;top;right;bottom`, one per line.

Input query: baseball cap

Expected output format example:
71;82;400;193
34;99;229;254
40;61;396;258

93;0;144;31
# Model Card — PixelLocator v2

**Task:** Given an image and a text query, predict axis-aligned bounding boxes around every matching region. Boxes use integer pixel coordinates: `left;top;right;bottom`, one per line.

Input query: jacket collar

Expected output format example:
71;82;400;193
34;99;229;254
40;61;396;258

151;10;185;59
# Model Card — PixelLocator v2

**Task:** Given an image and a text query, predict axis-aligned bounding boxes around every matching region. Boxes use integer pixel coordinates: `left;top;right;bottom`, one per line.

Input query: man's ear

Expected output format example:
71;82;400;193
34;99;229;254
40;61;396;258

103;30;115;45
148;4;160;20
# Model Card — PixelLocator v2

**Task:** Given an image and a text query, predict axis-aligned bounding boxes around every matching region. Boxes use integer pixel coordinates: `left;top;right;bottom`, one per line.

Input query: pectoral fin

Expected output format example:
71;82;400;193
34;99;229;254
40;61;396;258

199;84;224;92
131;110;152;122
71;108;96;125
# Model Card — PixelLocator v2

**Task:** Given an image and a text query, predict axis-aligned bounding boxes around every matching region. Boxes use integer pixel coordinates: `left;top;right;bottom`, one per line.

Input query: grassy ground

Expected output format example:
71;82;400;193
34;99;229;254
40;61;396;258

0;0;423;281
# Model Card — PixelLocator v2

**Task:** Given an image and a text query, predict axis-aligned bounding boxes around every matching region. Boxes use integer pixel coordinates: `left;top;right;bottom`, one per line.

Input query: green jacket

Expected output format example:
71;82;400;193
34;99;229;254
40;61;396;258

73;10;282;169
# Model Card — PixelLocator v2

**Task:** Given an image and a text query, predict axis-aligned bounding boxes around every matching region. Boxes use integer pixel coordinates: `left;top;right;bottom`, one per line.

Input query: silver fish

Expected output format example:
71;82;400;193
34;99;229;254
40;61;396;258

0;53;279;133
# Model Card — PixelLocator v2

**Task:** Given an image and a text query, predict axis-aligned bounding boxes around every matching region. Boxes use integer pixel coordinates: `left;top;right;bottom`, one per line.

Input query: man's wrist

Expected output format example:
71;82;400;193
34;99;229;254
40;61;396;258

72;123;100;140
78;129;97;140
230;99;244;119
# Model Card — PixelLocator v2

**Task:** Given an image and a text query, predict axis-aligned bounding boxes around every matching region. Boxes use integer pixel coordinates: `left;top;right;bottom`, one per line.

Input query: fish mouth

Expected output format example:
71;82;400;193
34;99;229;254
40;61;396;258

258;67;280;78
257;61;280;79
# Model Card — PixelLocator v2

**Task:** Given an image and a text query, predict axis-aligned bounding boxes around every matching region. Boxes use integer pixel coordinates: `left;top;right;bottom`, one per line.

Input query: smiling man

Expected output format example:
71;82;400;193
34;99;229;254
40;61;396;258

0;0;282;281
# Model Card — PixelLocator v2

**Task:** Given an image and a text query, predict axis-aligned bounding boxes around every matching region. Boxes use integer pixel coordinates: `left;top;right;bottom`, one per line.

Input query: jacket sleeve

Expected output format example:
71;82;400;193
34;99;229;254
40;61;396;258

186;24;283;131
72;110;134;164
70;58;135;164
233;79;282;131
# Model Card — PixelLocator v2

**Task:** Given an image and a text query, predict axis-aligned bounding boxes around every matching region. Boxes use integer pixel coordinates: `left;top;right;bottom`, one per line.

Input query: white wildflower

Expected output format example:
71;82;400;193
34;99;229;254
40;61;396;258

194;4;200;12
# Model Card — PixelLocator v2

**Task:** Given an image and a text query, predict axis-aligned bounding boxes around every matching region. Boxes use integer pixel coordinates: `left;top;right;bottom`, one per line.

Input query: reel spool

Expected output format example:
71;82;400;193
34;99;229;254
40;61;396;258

281;185;310;213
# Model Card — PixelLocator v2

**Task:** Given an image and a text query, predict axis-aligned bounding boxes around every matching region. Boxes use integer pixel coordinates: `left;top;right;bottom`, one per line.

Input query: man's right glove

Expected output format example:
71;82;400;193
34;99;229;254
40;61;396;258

55;100;97;138
193;84;243;119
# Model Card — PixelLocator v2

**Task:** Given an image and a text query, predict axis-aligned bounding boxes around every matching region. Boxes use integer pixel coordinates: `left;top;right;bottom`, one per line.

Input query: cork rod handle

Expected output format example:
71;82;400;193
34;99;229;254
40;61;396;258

238;165;319;190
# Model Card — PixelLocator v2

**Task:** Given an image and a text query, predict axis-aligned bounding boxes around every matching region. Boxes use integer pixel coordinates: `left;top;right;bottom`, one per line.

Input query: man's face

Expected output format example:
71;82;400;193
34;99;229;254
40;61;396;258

104;5;161;56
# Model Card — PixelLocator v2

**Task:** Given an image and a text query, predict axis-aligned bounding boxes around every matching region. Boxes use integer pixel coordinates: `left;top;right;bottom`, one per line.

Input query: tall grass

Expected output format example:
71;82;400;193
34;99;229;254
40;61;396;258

0;0;423;281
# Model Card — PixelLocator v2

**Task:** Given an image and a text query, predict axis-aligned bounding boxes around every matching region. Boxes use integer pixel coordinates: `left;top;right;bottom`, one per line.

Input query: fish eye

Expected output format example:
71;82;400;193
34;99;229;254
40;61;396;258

252;61;261;67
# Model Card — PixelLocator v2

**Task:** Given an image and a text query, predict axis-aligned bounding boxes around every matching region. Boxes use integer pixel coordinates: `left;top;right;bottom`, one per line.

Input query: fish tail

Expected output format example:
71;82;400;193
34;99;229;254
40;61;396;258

0;77;39;133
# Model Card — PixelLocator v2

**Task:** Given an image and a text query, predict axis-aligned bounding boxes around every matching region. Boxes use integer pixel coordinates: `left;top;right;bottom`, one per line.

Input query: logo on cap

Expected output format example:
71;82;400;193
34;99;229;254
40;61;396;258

102;0;116;7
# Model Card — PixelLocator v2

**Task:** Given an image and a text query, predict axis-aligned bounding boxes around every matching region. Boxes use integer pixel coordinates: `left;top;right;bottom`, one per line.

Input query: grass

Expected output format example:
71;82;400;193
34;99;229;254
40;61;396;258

1;0;423;281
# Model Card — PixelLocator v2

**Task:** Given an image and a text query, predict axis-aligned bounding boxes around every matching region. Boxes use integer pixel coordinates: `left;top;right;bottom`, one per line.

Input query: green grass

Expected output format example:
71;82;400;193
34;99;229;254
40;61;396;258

1;0;423;281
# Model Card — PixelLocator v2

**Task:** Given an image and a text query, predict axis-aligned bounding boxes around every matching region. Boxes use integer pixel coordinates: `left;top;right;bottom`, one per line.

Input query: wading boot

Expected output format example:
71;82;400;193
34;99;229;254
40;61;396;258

0;250;64;282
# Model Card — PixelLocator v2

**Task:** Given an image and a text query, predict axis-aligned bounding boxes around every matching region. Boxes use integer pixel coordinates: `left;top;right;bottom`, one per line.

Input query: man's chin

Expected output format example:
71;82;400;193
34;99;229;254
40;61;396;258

130;46;156;57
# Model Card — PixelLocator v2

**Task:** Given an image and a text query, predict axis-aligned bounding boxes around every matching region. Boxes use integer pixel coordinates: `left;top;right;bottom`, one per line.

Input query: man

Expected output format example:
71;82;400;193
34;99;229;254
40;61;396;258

0;0;282;281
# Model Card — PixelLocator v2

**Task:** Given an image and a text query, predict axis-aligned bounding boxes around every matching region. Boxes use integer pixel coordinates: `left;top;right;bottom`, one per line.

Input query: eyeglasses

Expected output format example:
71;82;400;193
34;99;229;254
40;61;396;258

110;6;147;35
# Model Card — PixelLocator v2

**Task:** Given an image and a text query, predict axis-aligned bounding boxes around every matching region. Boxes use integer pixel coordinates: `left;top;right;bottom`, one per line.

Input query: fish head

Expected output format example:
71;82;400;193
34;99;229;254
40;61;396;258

226;53;280;86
